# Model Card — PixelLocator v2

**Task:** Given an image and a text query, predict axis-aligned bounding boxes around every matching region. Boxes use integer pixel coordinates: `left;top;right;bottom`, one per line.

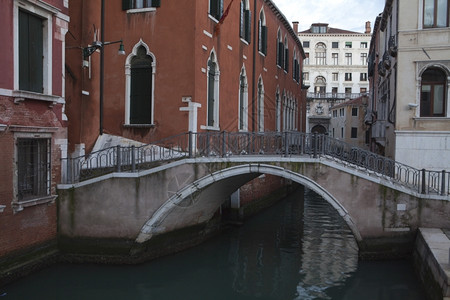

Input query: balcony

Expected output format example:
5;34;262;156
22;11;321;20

307;92;367;100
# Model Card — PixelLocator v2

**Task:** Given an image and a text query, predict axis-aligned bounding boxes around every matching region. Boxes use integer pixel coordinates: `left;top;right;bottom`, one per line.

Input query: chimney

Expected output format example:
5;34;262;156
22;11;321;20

365;21;371;34
292;21;299;34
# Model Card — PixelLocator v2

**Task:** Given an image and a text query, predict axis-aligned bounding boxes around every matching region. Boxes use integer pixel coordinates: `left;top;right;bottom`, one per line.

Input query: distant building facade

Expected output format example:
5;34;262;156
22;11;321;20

0;0;69;267
367;0;450;171
297;23;371;134
329;95;369;149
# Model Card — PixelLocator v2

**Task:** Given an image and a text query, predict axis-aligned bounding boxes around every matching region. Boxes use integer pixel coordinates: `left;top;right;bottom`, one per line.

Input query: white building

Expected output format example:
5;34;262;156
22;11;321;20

297;23;371;134
368;0;450;171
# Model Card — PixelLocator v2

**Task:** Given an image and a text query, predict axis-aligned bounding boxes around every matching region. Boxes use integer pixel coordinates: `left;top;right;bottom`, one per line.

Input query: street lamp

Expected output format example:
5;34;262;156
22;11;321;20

82;39;125;60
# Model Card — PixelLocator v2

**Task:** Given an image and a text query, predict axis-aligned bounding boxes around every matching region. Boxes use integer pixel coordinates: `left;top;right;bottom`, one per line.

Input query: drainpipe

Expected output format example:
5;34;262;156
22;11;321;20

251;0;257;132
99;0;105;135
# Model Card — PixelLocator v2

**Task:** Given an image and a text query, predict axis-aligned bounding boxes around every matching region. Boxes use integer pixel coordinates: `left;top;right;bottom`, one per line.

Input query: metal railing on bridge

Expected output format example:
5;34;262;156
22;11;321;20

61;132;449;196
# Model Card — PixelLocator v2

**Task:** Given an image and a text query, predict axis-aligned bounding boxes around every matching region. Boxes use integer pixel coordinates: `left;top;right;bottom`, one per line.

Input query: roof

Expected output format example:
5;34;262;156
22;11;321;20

299;24;367;35
331;96;368;110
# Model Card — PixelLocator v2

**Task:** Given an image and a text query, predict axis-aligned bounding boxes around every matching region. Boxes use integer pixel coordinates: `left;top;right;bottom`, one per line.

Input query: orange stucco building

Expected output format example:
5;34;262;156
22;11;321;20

65;0;307;155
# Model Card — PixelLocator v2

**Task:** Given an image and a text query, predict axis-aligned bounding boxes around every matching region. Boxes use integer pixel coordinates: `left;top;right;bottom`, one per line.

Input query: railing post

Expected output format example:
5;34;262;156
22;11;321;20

188;131;193;158
441;170;446;196
421;168;426;194
131;145;136;172
284;131;288;157
222;131;226;157
247;132;251;154
116;145;121;172
206;131;210;157
313;133;317;158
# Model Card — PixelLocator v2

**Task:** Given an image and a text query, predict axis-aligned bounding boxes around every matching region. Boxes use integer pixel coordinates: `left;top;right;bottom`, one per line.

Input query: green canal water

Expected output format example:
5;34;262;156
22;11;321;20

2;188;427;299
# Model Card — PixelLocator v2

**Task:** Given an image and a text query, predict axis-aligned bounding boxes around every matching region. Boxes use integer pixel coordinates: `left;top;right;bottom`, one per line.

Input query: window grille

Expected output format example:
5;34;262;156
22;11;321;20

17;138;51;201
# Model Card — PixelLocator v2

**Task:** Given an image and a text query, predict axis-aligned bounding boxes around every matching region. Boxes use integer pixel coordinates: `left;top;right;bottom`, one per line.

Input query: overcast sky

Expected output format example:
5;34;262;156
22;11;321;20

272;0;386;33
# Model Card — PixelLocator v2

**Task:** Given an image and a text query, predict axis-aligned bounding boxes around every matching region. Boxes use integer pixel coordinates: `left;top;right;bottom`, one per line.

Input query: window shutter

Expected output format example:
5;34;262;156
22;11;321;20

152;0;161;7
262;26;267;54
244;10;251;42
122;0;132;10
240;3;244;38
219;0;223;19
278;42;284;66
284;48;289;72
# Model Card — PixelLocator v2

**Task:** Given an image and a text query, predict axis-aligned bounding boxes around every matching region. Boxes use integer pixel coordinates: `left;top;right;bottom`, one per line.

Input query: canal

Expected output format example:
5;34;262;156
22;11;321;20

2;188;427;299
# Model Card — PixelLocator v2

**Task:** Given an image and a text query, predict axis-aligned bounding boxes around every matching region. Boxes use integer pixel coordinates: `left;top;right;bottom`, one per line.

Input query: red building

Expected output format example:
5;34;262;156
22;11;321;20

0;0;69;276
65;0;307;156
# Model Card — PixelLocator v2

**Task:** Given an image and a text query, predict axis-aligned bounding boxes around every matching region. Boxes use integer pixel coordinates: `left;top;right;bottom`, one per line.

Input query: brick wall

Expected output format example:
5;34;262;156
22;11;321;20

239;174;288;206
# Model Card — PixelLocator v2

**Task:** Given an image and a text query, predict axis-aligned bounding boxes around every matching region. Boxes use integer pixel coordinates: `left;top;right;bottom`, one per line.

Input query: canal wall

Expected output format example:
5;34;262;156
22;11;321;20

414;228;450;300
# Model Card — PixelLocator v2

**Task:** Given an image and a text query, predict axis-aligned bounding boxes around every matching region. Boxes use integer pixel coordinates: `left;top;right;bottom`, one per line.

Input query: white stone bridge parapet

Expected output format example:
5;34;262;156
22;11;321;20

58;133;450;255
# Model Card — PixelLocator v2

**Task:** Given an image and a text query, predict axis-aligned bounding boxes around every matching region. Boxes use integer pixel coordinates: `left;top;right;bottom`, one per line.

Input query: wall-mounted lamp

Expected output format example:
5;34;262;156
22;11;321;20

83;39;125;59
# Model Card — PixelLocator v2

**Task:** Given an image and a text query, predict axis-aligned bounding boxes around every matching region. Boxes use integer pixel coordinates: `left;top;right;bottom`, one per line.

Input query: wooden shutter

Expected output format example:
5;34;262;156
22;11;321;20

262;26;267;54
277;42;283;66
130;66;152;124
284;48;289;72
19;10;43;93
244;10;251;42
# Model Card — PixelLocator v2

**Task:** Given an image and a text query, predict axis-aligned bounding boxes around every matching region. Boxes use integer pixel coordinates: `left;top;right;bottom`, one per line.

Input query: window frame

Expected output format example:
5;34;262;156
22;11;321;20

345;53;352;65
315;42;326;65
124;40;156;126
14;1;54;98
420;67;447;117
203;50;220;130
258;9;267;55
423;0;449;28
239;66;248;131
345;73;352;81
122;0;161;11
12;130;57;213
351;127;358;139
240;0;251;43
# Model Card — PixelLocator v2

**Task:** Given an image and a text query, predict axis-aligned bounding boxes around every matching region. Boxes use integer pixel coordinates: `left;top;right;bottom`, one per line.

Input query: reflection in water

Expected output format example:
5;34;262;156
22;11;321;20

3;187;426;300
227;188;358;299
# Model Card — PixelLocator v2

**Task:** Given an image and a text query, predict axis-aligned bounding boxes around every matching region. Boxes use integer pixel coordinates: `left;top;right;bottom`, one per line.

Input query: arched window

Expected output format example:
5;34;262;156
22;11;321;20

420;67;447;117
315;42;326;65
284;36;289;72
125;40;155;125
257;77;264;132
240;0;251;43
276;29;284;67
207;51;220;128
315;76;326;94
239;66;248;131
258;9;267;55
293;49;300;82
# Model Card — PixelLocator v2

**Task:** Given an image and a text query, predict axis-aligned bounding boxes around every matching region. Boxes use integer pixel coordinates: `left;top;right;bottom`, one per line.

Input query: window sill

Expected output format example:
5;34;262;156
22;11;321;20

12;90;61;105
413;117;450;121
200;125;220;131
240;38;250;45
126;7;156;14
123;124;155;128
258;51;266;57
208;14;219;23
12;195;57;214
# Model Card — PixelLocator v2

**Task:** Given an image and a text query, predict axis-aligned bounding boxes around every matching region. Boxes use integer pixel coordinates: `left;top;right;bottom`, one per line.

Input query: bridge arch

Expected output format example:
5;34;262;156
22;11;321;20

136;163;362;244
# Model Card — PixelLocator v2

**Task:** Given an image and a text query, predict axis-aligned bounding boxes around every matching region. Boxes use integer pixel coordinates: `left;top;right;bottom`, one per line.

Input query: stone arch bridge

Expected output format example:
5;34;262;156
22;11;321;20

58;132;450;258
